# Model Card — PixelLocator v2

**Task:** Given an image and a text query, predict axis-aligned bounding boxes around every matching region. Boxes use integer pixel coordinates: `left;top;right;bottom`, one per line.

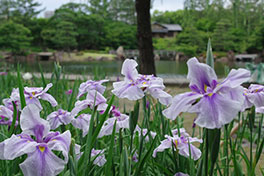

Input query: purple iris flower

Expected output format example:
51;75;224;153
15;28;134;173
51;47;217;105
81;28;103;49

47;109;73;129
0;104;71;176
0;105;17;126
112;59;172;105
242;84;264;111
134;125;157;142
77;79;108;99
71;114;91;137
152;132;202;161
91;149;107;167
163;57;250;129
0;72;7;76
74;145;106;166
9;83;57;110
132;152;138;162
65;89;73;95
98;113;129;138
171;128;190;137
71;90;108;116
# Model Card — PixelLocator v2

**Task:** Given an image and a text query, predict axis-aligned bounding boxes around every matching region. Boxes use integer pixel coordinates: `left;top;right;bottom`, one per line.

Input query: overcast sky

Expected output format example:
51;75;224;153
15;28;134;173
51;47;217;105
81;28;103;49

37;0;184;17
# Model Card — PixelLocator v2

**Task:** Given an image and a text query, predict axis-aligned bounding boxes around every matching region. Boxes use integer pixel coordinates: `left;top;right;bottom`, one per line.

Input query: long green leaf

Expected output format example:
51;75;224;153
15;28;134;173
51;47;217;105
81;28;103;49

105;120;117;176
17;64;26;109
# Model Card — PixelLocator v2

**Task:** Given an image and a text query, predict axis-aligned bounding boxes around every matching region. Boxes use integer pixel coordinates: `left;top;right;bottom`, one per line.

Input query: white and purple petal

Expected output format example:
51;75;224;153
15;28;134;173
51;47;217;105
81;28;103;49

163;92;203;120
20;104;50;141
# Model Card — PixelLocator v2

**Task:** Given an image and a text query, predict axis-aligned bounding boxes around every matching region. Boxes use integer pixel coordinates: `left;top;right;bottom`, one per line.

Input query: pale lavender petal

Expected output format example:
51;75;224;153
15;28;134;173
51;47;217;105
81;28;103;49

256;107;264;113
152;139;172;157
71;100;90;116
190;93;241;129
47;130;71;162
148;88;172;105
75;144;83;160
77;80;108;99
112;81;144;100
247;91;264;107
40;93;58;107
71;114;91;137
86;90;107;108
20;145;66;176
20;104;50;140
178;143;202;161
221;68;250;88
91;149;106;167
0;134;37;160
25;98;43;109
47;109;72;129
187;57;217;92
171;128;190;137
135;125;156;142
0;105;13;125
163;92;203;120
121;59;138;81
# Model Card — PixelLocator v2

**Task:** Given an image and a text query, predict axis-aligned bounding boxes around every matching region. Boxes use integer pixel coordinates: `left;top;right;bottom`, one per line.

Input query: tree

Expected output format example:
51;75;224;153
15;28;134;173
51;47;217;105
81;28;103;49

103;21;137;49
53;21;78;51
135;0;156;75
212;19;235;51
0;21;32;54
109;0;136;24
11;0;43;26
87;0;111;18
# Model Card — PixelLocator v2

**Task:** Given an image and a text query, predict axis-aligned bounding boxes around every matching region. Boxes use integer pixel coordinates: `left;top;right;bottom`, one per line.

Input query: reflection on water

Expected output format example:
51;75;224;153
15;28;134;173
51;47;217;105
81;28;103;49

1;60;246;78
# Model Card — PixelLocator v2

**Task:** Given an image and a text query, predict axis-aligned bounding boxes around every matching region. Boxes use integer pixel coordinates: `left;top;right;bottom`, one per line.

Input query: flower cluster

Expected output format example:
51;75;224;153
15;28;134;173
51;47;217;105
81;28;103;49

0;57;261;176
153;128;202;160
112;59;172;105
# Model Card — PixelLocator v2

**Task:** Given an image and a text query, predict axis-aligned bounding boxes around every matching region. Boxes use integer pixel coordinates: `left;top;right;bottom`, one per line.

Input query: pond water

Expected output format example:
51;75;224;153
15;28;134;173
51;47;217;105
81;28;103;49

1;60;247;78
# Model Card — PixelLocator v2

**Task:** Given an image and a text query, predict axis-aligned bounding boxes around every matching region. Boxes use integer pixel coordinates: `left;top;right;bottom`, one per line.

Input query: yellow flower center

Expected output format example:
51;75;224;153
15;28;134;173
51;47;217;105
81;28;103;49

32;92;36;96
38;146;45;153
174;140;178;148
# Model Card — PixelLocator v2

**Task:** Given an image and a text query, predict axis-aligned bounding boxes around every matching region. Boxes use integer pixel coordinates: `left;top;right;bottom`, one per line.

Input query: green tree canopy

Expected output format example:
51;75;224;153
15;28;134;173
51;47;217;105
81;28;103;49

0;21;32;54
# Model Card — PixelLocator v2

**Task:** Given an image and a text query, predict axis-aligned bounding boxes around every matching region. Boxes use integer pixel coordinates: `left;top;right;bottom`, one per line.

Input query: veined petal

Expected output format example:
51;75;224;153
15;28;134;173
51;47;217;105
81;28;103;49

47;130;71;162
71;100;89;116
20;104;50;140
91;149;106;167
187;57;217;92
148;88;172;105
40;93;58;107
77;80;108;99
221;68;250;88
71;114;91;137
20;145;66;176
112;81;144;100
121;59;138;81
190;93;241;129
247;92;264;108
0;134;37;160
163;92;203;120
178;143;202;161
47;110;72;130
152;139;172;157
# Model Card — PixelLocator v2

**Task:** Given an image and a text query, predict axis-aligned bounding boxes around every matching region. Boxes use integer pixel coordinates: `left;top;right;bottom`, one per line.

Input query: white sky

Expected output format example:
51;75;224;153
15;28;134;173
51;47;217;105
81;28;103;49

37;0;184;17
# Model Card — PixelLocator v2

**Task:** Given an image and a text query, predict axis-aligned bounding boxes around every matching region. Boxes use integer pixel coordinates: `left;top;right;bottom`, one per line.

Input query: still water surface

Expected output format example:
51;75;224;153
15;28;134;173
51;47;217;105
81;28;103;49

3;60;246;78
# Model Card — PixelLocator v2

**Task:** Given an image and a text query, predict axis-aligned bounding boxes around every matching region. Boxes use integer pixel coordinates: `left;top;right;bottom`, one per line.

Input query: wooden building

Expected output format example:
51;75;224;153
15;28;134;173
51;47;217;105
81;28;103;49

151;22;182;38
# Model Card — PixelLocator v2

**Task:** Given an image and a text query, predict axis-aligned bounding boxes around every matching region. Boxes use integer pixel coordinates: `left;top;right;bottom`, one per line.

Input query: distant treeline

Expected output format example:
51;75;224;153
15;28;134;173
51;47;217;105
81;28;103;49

0;0;263;56
152;0;264;56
